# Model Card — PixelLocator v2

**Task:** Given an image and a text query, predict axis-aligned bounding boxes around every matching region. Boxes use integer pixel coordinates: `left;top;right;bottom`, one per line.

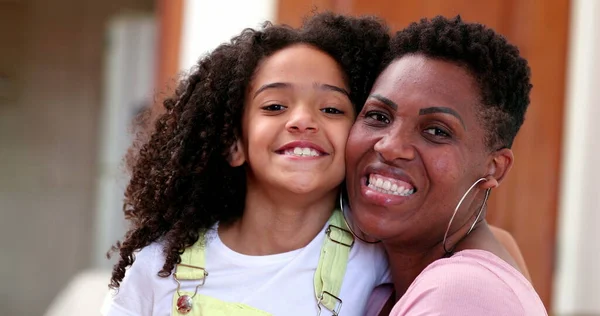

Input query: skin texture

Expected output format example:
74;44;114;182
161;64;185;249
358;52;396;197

345;54;520;296
220;44;355;255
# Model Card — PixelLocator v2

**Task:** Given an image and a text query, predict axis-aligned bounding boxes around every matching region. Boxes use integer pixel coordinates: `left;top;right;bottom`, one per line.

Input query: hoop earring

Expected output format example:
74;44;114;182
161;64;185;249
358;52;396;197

442;178;491;254
339;191;381;244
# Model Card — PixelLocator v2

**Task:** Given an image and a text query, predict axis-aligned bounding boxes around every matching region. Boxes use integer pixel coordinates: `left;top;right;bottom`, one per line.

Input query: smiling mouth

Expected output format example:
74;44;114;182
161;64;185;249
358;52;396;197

366;174;417;197
276;147;327;157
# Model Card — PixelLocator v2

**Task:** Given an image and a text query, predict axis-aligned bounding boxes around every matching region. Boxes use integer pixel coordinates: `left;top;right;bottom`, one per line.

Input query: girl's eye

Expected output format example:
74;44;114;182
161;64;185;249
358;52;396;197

423;127;450;138
364;111;390;124
321;107;344;115
261;104;286;111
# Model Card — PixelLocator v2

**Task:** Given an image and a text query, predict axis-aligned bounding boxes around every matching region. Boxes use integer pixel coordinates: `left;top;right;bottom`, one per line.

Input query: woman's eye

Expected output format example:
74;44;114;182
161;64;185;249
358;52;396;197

424;127;450;137
261;104;286;111
321;107;344;115
364;111;390;124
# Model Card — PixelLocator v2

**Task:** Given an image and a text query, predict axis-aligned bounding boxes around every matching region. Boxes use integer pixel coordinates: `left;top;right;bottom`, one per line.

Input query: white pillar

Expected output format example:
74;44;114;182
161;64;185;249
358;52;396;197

93;15;156;268
179;0;276;72
554;0;600;314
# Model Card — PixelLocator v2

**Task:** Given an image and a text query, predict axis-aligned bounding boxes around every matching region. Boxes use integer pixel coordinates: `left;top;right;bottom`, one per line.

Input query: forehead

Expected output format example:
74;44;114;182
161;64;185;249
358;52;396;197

372;54;480;111
251;44;347;89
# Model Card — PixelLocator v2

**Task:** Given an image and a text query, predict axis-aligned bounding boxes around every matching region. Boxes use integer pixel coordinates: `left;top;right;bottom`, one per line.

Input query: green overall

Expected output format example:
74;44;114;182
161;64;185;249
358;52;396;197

171;209;354;316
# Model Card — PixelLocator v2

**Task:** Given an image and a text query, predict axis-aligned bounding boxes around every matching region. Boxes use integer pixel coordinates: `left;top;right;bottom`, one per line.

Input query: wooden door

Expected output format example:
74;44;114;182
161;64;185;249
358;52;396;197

277;0;570;310
152;0;184;118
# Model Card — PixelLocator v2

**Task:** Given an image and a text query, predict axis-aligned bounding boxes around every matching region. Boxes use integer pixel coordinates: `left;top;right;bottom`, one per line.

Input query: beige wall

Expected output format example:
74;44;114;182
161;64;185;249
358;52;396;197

0;0;152;315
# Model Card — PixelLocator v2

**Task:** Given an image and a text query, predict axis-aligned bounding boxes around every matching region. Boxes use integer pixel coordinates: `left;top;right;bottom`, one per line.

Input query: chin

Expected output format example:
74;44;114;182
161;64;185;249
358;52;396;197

276;178;319;195
349;199;396;238
282;174;343;193
286;185;318;195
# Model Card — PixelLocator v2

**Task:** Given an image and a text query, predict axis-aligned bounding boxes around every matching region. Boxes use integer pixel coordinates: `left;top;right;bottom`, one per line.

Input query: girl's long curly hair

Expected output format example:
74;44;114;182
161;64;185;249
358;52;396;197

108;12;390;289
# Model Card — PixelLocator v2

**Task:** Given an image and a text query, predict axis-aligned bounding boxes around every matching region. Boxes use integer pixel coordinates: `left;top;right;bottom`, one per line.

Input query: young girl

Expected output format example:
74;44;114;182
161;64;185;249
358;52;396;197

103;13;391;316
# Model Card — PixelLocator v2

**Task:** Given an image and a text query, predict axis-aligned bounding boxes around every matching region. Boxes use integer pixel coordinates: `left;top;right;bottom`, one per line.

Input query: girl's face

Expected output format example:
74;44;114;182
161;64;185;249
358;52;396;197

235;44;354;197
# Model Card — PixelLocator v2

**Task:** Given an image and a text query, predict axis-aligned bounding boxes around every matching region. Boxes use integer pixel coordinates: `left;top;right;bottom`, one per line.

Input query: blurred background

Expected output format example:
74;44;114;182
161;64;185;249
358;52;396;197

0;0;598;315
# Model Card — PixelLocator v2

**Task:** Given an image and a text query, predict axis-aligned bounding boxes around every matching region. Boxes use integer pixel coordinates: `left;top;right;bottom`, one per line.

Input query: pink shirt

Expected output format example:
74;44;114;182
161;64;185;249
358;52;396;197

390;249;547;316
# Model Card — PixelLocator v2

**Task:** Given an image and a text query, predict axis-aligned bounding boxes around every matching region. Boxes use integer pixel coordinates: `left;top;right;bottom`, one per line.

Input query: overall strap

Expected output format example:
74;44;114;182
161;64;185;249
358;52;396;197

175;237;208;280
173;236;209;315
172;234;271;316
314;209;354;315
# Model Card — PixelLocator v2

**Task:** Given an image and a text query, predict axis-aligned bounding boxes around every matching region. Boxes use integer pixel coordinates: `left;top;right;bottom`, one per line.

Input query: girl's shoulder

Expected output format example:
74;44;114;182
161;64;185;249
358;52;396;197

130;241;166;272
102;242;168;315
119;241;166;289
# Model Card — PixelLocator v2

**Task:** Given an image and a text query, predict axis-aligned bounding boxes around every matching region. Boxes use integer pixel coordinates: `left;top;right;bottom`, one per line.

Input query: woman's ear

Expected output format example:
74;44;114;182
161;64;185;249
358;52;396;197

227;138;246;167
481;148;514;190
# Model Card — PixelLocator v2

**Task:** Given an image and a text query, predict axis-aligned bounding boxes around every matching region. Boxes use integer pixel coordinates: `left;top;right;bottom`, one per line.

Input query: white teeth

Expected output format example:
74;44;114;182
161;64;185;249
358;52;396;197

285;147;321;157
367;175;415;197
383;181;391;190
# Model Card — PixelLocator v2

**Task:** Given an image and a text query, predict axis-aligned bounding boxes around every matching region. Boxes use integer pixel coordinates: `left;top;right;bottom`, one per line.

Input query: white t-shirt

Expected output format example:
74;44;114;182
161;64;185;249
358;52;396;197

102;223;391;316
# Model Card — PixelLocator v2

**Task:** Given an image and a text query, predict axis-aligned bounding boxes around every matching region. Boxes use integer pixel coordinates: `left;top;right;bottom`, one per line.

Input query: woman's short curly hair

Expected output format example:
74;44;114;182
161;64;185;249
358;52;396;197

108;12;389;289
384;15;532;149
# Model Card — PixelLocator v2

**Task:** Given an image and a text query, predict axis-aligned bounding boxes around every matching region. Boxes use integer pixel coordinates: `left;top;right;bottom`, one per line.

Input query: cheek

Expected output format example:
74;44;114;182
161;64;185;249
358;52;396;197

244;119;273;159
329;119;353;152
426;147;465;183
345;124;372;167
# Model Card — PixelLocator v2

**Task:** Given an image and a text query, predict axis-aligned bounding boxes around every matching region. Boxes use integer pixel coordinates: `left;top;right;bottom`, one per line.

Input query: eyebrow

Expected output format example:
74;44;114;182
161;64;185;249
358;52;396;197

370;94;466;129
419;107;466;129
253;82;290;99
318;83;350;97
253;82;350;99
370;94;398;110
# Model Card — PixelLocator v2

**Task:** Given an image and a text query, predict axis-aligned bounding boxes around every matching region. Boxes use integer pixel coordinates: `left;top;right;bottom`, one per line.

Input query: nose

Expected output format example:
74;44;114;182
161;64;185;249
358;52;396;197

285;106;318;133
373;125;416;163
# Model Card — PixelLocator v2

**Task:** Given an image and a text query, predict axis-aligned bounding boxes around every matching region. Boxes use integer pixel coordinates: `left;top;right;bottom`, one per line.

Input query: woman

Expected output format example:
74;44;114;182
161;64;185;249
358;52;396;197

345;16;546;315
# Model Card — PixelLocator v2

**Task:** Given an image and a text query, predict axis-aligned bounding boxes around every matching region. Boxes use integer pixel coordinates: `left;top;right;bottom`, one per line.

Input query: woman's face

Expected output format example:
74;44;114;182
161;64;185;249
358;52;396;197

345;54;502;247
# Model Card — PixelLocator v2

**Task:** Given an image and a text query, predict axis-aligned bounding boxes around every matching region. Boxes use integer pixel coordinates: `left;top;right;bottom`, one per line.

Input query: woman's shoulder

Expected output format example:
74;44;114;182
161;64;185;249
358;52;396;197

390;249;547;316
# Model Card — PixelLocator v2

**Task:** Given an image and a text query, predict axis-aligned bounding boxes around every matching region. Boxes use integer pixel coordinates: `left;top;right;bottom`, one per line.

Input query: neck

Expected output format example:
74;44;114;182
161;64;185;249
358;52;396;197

219;181;338;255
384;217;487;298
384;243;444;299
